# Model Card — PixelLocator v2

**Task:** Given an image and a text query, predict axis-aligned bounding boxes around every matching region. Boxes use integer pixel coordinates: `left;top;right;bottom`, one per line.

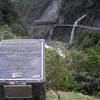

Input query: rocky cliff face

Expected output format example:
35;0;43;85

11;0;52;23
10;0;61;36
0;0;100;47
60;0;100;26
1;0;99;47
40;0;60;21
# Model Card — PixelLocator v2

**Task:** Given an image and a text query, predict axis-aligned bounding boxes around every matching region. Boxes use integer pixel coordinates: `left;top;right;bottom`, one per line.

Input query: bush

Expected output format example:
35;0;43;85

65;46;100;95
46;49;76;91
76;29;100;48
0;25;16;40
0;0;17;24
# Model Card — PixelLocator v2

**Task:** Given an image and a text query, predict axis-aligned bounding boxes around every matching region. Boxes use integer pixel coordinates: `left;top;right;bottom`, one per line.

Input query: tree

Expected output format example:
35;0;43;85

0;0;17;24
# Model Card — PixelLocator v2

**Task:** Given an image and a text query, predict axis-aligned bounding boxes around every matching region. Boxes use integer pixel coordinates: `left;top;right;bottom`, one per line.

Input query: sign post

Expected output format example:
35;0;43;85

0;39;45;100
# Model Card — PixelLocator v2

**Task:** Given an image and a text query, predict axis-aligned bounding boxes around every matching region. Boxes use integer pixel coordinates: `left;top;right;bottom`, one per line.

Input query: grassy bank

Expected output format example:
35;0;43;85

46;90;99;100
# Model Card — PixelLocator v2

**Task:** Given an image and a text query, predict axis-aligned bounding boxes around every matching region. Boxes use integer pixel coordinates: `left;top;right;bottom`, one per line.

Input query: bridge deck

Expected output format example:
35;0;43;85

33;20;57;25
33;21;100;30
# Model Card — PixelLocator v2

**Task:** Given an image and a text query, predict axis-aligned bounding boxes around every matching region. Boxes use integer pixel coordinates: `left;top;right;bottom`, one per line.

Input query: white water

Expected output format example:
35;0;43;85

48;28;53;41
45;44;65;58
69;14;86;44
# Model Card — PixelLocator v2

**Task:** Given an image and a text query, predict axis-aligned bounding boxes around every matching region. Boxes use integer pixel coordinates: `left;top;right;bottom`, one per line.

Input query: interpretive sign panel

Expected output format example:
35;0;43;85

0;39;45;83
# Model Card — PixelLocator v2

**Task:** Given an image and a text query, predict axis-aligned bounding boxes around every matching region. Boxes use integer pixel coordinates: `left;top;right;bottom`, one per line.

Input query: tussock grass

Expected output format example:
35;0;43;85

46;90;99;100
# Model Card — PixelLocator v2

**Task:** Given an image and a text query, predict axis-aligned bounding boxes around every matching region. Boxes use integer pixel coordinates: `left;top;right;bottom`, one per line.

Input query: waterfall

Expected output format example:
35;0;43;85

48;28;53;41
69;14;86;44
45;44;65;58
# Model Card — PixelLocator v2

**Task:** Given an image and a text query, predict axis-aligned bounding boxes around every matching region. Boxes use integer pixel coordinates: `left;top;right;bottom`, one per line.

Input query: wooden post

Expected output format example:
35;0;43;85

0;85;5;100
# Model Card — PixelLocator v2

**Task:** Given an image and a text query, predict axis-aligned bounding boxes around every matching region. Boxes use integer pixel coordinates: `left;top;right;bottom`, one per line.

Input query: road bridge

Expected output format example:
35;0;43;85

33;20;57;25
33;20;100;31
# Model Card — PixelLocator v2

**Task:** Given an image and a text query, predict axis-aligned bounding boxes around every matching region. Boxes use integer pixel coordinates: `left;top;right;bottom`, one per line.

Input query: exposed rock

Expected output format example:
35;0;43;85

10;0;60;37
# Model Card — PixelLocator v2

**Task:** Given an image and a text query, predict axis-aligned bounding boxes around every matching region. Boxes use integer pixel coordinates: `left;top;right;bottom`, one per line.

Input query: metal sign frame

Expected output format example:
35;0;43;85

0;39;45;83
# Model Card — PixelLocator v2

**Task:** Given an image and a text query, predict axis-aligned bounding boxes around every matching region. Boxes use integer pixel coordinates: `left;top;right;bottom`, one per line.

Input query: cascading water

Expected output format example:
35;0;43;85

69;14;86;44
48;28;53;41
48;25;57;41
45;44;65;58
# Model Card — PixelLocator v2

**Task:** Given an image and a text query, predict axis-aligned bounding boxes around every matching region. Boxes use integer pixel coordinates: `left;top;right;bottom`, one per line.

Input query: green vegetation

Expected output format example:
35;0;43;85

0;25;99;97
0;0;17;24
0;25;16;40
45;44;100;97
46;49;76;91
76;28;100;48
0;0;100;98
12;0;51;20
65;46;100;95
46;91;99;100
60;0;100;24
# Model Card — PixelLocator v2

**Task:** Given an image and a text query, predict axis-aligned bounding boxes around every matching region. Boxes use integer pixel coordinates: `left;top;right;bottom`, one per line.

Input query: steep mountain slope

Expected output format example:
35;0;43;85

60;0;100;26
10;0;61;36
11;0;52;23
0;0;100;45
40;0;60;21
0;0;17;24
28;0;61;38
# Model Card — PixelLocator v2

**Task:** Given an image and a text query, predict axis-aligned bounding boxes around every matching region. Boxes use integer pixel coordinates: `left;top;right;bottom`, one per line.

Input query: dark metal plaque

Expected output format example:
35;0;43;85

4;85;32;98
0;39;45;83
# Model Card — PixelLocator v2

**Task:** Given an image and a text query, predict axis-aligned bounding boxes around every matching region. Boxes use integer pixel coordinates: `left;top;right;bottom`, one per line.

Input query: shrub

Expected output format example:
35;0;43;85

46;49;76;91
65;46;100;95
76;29;100;48
0;25;16;40
0;0;17;24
